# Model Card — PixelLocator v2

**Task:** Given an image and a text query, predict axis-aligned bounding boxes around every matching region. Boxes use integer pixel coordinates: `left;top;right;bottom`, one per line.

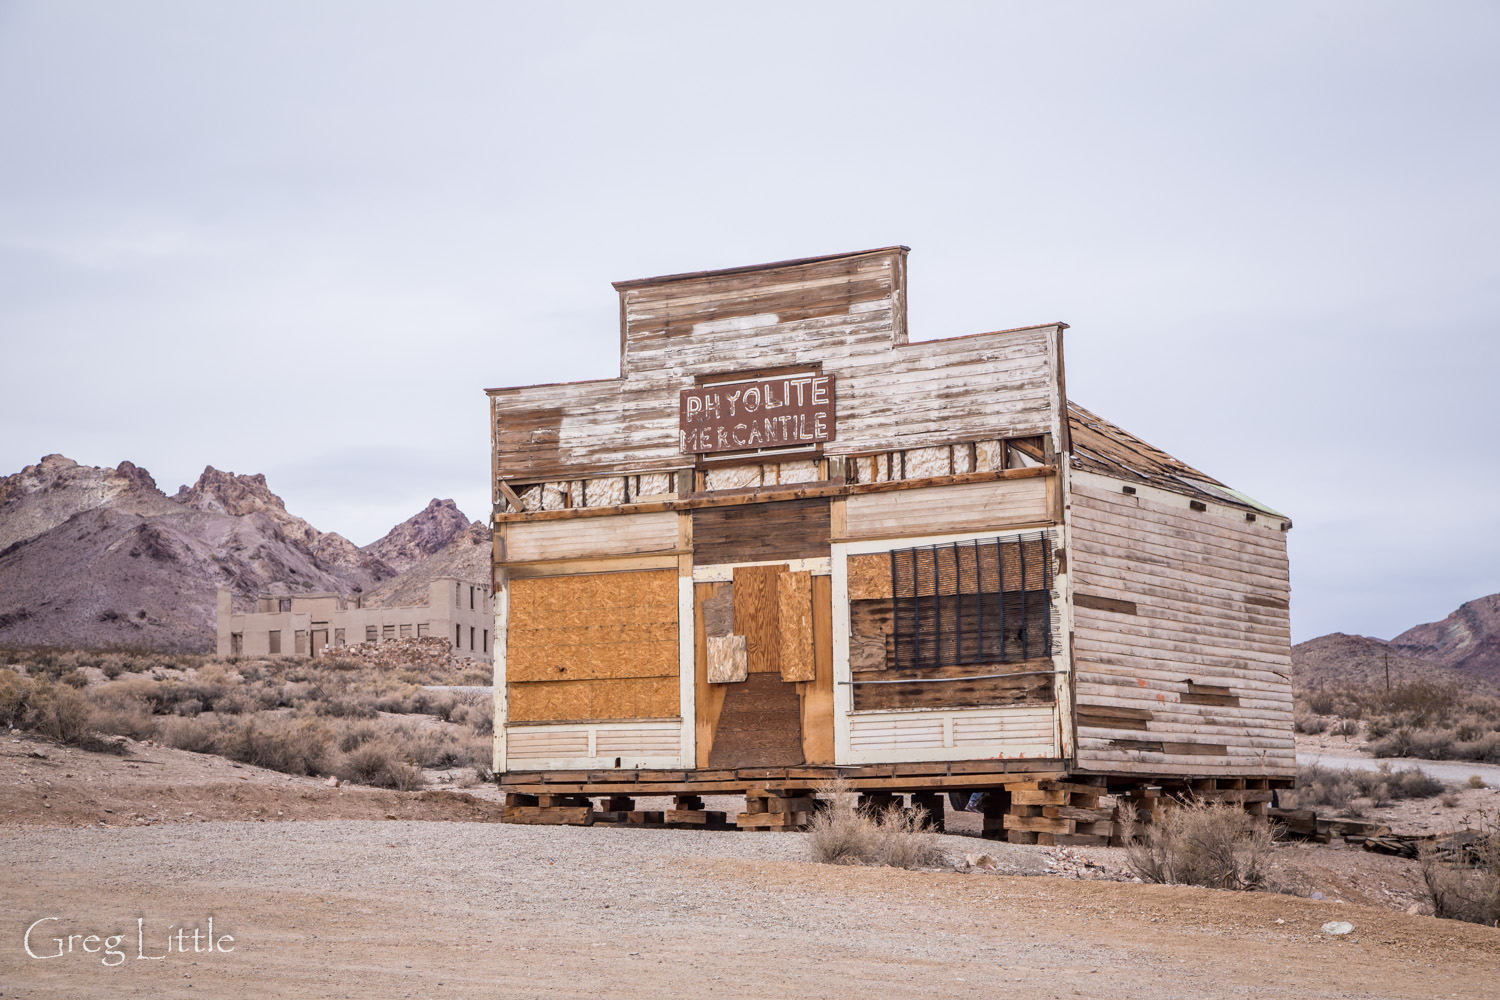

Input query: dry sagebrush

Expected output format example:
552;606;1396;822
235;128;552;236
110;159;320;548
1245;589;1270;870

806;778;948;870
1124;799;1276;891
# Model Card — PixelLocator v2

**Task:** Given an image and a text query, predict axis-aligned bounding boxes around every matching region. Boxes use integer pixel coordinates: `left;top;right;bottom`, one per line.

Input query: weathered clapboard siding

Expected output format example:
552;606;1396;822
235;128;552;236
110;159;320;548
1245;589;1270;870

843;477;1051;540
490;248;1065;484
499;511;680;564
1069;476;1294;777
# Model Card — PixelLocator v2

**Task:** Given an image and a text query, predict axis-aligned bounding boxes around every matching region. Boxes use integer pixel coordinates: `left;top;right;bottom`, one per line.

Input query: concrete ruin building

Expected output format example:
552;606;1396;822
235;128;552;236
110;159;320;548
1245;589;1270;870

216;578;494;662
485;246;1293;838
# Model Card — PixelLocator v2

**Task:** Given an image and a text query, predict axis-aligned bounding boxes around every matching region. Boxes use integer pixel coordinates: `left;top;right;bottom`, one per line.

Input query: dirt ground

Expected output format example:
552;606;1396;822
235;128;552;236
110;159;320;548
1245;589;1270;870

3;733;1498;998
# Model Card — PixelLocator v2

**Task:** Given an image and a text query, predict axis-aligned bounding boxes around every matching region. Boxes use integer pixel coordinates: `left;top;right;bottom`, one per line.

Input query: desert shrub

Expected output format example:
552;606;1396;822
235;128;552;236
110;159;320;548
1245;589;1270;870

27;681;93;743
806;779;946;870
334;721;381;753
1471;776;1488;790
1125;800;1275;891
157;716;330;776
807;780;881;865
384;761;424;791
0;668;31;728
1385;765;1445;799
315;694;379;719
1332;719;1360;737
1305;689;1336;715
1421;831;1500;927
1294;710;1329;735
86;702;155;740
873;805;947;870
450;696;494;735
1441;794;1460;808
1292;762;1447;811
341;743;395;784
155;716;221;754
1454;733;1500;764
219;718;330;775
1369;729;1417;758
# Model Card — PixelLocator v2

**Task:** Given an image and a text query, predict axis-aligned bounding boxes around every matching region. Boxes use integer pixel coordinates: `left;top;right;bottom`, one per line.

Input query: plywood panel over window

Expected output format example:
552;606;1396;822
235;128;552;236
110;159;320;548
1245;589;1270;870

506;569;680;722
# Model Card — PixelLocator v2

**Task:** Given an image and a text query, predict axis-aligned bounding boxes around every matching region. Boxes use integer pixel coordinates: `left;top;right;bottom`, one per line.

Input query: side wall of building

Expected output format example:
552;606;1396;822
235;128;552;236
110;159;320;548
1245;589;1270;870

1067;472;1295;778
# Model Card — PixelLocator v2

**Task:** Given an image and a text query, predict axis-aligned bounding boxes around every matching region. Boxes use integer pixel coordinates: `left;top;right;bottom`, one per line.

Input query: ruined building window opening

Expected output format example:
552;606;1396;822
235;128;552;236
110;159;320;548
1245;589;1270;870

470;626;476;650
382;624;395;642
416;622;428;638
470;586;475;610
229;632;243;656
399;623;412;639
889;532;1053;670
268;630;281;654
365;625;378;643
455;624;461;648
483;629;489;654
333;628;345;646
278;598;292;613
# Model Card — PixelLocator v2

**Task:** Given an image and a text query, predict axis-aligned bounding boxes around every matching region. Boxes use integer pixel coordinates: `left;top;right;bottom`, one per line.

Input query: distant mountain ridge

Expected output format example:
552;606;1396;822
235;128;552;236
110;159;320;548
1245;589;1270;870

1293;593;1500;694
0;454;485;652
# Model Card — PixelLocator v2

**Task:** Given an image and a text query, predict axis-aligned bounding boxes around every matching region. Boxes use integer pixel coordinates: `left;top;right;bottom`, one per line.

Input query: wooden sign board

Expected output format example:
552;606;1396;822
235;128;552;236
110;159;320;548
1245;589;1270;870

679;373;836;455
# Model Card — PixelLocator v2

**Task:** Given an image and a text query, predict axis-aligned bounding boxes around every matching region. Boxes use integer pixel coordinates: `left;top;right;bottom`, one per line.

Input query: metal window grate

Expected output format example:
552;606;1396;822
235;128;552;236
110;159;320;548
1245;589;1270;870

890;532;1053;670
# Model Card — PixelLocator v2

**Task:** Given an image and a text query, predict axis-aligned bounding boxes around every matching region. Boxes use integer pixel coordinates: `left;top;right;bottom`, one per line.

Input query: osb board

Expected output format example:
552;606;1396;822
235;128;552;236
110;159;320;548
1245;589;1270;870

693;581;730;768
777;570;815;683
509;569;677;612
733;563;786;673
506;676;679;723
800;574;835;764
706;672;804;769
506;569;679;716
847;553;893;600
507;633;678;683
707;635;748;684
692;498;831;566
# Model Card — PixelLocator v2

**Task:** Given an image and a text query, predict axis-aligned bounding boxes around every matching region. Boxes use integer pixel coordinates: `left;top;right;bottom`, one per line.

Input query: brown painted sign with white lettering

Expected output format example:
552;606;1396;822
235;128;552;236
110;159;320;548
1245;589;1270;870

679;373;836;455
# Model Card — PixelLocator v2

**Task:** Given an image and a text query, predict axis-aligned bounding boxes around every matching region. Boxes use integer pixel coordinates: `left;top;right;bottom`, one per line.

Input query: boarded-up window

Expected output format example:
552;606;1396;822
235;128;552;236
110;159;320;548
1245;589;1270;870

366;625;378;642
399;623;412;639
891;533;1053;669
506;569;679;723
383;624;396;642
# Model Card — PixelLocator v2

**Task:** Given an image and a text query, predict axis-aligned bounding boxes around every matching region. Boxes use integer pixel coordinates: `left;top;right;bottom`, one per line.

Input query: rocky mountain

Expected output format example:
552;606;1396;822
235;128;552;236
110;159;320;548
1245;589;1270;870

1293;592;1500;694
1388;593;1500;687
361;498;474;575
1290;632;1493;694
0;455;485;652
359;521;490;610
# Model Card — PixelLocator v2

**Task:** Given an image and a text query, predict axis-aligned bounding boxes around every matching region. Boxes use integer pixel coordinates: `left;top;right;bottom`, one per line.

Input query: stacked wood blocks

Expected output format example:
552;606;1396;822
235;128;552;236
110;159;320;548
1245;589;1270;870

501;793;730;829
737;787;819;831
981;778;1112;846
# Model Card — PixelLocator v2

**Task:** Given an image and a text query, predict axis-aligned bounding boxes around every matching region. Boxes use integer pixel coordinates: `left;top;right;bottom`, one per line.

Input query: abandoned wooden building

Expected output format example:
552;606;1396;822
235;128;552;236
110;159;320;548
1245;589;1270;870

486;246;1293;841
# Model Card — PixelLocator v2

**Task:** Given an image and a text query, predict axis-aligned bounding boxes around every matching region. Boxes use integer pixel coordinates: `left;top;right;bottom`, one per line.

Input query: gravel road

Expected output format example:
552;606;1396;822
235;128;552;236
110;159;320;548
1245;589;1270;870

4;820;1496;999
1298;752;1500;786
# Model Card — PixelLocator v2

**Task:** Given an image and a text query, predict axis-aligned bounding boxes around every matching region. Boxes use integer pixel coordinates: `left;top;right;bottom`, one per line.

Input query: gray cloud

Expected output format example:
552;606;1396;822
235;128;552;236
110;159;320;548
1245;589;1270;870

1;2;1496;638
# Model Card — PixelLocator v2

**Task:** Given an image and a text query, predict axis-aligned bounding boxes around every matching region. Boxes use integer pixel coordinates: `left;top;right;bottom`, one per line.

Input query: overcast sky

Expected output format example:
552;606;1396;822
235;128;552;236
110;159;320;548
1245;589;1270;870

1;2;1496;642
